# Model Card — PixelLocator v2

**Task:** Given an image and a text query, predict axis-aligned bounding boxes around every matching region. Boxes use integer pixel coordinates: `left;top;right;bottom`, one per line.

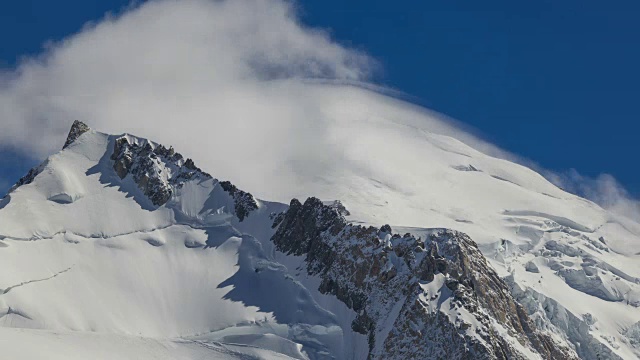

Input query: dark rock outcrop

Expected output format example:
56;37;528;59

63;120;91;149
9;164;46;194
271;198;578;359
6;120;90;194
110;136;210;206
326;200;351;216
109;135;257;222
219;181;258;221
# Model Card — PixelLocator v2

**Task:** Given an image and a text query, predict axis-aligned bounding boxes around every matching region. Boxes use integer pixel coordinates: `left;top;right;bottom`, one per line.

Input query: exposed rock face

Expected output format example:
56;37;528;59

7;121;90;195
63;120;91;149
109;134;258;221
1;121;610;358
13;121;259;219
8;163;47;194
325;200;351;216
110;136;211;206
219;181;258;221
271;197;578;359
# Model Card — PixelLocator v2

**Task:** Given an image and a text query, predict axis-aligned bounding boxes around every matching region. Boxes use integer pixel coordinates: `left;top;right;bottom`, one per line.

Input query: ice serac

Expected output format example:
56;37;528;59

271;197;577;359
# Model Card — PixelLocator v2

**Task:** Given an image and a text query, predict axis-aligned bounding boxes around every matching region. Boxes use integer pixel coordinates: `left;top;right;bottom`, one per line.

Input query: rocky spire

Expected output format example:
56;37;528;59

63;120;91;149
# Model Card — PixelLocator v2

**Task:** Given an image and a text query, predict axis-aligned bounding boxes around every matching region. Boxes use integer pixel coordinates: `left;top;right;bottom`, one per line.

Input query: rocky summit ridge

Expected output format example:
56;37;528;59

0;121;625;359
63;122;575;358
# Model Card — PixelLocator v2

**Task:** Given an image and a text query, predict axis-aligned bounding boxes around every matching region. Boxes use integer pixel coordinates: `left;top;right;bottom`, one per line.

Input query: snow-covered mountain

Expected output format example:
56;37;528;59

0;120;639;359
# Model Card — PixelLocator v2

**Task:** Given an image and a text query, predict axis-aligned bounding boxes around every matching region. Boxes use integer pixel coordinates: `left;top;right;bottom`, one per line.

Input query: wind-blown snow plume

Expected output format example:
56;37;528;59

0;0;372;155
0;0;491;201
546;169;640;222
0;0;637;221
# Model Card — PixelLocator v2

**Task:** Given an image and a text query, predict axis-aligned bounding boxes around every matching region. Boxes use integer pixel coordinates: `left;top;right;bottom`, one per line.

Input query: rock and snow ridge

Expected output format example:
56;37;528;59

271;197;575;359
0;121;638;359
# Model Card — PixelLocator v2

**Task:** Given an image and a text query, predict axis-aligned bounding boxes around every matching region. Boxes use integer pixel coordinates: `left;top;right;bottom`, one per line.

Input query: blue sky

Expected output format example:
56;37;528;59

0;0;638;198
300;1;640;196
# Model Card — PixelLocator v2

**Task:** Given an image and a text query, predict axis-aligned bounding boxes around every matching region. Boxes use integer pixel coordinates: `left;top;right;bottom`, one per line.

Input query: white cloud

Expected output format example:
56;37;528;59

0;0;373;155
546;169;640;222
0;0;637;222
0;0;381;197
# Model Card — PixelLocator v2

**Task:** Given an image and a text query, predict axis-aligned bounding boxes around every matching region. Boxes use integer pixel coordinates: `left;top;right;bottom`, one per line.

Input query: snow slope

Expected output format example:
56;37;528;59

0;327;301;360
0;129;369;359
0;114;639;359
243;89;640;358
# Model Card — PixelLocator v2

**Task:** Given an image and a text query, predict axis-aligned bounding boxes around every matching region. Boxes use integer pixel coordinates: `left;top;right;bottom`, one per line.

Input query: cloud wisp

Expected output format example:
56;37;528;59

545;170;640;222
0;0;373;155
0;0;638;223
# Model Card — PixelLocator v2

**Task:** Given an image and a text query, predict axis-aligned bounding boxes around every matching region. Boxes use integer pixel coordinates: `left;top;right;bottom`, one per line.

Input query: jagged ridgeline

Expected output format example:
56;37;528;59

13;121;259;220
110;135;211;206
270;197;576;359
1;121;628;359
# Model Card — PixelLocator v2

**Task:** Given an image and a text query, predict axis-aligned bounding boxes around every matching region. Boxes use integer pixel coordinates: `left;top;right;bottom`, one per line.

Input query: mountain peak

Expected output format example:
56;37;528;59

62;120;91;149
2;121;639;359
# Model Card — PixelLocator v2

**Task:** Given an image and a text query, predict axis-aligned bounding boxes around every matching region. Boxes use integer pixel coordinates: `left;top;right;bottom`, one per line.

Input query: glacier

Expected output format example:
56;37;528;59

0;119;639;359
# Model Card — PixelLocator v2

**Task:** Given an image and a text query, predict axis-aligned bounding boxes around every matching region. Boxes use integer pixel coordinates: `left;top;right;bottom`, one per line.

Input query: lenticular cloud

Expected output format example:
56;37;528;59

0;0;638;221
0;0;373;157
